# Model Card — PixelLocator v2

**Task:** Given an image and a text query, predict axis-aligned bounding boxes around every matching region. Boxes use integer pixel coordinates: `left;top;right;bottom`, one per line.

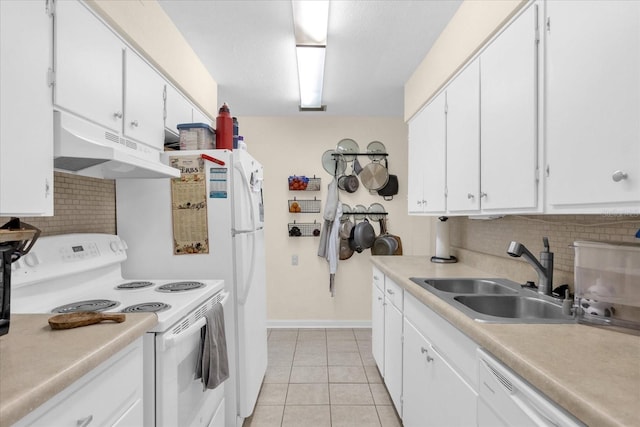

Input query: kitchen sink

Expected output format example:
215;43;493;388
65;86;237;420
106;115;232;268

454;295;569;320
409;277;575;324
411;278;518;294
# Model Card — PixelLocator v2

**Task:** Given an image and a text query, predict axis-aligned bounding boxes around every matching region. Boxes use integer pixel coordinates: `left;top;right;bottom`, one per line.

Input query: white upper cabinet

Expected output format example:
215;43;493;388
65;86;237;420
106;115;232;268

408;92;447;214
54;0;124;134
0;0;53;216
480;2;539;212
164;83;194;136
124;50;166;150
545;0;640;213
446;59;481;214
54;0;166;151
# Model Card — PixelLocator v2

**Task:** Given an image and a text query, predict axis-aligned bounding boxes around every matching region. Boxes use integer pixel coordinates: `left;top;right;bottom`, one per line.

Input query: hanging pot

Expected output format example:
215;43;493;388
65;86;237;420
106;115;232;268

371;218;398;256
338;174;359;193
353;219;376;252
339;237;354;260
377;174;398;200
339;217;354;239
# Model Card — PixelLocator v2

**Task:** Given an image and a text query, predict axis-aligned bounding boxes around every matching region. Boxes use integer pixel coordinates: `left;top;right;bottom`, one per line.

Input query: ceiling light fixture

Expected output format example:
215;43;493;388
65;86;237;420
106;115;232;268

292;0;329;111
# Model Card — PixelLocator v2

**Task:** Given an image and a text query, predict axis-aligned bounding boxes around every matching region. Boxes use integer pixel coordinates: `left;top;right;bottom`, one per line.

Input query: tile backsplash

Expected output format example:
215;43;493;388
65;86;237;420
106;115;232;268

449;215;640;277
0;172;116;236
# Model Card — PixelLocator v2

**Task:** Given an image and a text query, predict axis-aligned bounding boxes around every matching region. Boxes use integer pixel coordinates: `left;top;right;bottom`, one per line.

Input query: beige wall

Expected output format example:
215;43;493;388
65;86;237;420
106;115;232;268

404;0;527;121
242;116;432;325
86;0;218;119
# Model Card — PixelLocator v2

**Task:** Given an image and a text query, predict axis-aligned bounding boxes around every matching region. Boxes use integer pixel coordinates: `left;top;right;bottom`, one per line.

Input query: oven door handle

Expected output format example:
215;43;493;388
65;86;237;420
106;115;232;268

161;291;230;351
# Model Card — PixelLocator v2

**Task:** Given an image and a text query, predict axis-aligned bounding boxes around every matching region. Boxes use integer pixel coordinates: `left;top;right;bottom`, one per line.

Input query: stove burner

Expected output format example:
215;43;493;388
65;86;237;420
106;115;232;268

52;299;120;314
116;281;155;290
156;281;205;293
122;302;171;313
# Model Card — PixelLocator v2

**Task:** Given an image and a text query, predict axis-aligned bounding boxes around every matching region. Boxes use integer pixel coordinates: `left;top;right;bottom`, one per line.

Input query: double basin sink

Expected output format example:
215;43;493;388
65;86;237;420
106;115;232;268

409;278;575;324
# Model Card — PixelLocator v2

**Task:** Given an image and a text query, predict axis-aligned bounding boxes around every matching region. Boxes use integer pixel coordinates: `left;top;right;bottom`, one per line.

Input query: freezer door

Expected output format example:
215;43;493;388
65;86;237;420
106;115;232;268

232;151;264;233
233;228;267;418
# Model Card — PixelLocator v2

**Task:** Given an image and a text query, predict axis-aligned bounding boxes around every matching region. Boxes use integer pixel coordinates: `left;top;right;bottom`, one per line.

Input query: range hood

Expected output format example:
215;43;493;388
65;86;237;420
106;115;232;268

53;111;180;179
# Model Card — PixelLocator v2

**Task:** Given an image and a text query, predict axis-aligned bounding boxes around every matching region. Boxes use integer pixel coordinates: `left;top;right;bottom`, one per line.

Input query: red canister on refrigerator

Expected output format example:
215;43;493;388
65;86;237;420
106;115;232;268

216;102;233;150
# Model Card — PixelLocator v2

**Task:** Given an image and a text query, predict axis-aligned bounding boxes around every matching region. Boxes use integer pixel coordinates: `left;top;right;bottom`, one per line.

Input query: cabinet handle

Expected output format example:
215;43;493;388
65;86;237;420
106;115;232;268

76;415;93;427
467;193;475;199
130;120;139;127
480;192;487;199
420;347;434;362
612;170;628;182
377;297;383;301
386;289;395;295
113;111;123;119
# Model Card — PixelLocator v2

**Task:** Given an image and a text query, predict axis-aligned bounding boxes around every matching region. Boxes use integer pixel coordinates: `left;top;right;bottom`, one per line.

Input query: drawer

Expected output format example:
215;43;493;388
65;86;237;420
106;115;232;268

372;266;385;291
404;292;477;389
16;338;144;427
384;277;403;310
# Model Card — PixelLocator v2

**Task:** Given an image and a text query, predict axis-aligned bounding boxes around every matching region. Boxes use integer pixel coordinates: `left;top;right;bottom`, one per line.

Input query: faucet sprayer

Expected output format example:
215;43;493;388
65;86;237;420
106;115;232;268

507;237;554;296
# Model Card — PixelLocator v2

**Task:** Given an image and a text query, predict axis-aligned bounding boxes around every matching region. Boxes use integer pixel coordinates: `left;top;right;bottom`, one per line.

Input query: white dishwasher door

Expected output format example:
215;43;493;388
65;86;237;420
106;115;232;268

477;349;584;427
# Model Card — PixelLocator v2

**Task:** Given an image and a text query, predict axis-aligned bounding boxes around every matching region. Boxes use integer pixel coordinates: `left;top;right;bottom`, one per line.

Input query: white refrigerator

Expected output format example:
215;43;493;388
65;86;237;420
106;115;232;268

116;149;267;427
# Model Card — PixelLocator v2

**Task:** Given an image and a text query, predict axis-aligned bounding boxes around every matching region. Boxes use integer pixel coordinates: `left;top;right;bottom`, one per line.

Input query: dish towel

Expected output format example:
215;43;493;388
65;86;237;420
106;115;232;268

195;302;229;390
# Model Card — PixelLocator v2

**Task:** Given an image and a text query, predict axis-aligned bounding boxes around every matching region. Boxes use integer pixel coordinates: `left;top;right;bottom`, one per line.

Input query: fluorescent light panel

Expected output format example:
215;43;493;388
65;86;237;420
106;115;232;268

292;1;329;109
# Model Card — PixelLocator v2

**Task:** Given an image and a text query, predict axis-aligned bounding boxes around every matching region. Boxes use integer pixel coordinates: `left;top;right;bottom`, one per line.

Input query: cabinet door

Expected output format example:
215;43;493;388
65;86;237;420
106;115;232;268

481;3;539;211
408;93;447;214
407;110;427;213
546;1;640;211
165;83;194;135
54;0;123;133
384;302;403;414
446;59;481;213
371;284;385;374
0;0;53;216
123;49;165;150
193;107;212;127
403;319;477;427
422;93;447;213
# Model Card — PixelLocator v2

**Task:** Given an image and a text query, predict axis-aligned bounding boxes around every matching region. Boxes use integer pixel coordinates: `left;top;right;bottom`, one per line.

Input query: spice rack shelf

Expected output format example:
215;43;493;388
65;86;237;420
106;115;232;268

288;175;321;191
288;221;321;237
288;197;321;213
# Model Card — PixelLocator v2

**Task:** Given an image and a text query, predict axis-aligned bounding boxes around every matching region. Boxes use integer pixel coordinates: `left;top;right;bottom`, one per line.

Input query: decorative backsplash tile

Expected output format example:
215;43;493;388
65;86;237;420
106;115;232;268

450;215;640;275
0;172;116;236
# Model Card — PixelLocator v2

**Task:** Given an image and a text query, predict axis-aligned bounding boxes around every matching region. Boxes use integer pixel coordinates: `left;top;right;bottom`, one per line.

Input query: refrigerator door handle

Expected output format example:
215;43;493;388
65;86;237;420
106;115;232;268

232;226;263;237
238;232;257;305
234;162;258;231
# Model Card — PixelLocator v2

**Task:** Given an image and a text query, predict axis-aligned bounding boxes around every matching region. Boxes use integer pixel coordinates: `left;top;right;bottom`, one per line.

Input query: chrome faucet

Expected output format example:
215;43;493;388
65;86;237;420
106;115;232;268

507;237;554;296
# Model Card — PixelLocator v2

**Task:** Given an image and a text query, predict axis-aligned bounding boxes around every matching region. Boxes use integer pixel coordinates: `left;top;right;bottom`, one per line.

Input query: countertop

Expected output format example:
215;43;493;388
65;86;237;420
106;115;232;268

371;255;640;427
0;313;157;427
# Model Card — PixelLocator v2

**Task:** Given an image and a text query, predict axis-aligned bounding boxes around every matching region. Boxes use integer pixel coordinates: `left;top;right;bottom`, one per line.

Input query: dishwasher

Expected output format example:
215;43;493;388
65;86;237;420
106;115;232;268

477;349;584;427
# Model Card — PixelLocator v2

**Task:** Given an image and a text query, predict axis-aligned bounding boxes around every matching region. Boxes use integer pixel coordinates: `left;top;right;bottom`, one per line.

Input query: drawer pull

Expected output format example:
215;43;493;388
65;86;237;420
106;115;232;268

77;415;93;427
386;289;395;295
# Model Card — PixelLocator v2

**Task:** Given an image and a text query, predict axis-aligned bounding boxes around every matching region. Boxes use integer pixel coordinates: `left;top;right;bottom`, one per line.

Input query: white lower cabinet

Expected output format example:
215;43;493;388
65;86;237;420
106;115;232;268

383;301;403;413
371;283;385;372
15;338;144;427
402;292;478;427
371;269;403;415
403;319;477;427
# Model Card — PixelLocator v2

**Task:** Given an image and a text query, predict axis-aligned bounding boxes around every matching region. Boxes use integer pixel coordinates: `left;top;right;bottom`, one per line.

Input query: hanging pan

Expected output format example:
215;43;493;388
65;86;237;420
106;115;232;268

360;161;388;192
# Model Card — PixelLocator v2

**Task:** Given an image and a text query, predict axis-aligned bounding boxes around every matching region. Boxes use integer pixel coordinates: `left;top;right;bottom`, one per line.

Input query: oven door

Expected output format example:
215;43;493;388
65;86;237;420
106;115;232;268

155;291;229;427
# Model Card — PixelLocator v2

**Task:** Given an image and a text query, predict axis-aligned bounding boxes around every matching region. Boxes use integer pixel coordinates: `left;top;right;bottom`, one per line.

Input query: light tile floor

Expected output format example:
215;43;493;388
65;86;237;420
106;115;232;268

243;328;402;427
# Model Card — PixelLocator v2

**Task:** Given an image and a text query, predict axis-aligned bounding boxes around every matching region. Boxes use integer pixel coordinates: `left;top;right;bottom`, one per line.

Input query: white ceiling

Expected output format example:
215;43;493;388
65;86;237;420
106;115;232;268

158;0;463;117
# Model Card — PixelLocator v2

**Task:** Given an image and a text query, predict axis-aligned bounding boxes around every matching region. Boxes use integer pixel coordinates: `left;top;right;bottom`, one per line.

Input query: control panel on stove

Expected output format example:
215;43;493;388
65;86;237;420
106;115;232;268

11;234;128;288
60;242;100;261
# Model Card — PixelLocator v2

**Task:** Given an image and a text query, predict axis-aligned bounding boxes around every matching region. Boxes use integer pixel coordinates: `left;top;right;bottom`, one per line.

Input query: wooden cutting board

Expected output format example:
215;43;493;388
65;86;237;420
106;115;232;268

48;312;126;330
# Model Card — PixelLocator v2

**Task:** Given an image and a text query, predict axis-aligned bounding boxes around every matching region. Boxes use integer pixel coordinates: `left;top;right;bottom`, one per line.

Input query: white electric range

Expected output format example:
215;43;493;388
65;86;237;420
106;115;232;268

11;233;227;427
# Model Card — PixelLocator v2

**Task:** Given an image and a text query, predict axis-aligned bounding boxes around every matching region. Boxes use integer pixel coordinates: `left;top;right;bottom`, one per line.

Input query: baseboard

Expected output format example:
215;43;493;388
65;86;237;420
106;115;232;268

267;319;372;329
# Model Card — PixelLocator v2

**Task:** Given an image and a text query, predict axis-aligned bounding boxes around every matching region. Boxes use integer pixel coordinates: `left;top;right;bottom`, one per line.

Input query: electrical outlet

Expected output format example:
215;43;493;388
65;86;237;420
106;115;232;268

292;255;298;266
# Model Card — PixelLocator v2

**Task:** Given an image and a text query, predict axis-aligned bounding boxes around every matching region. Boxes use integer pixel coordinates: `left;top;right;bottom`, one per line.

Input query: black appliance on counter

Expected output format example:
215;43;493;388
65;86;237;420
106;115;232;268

0;218;40;336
